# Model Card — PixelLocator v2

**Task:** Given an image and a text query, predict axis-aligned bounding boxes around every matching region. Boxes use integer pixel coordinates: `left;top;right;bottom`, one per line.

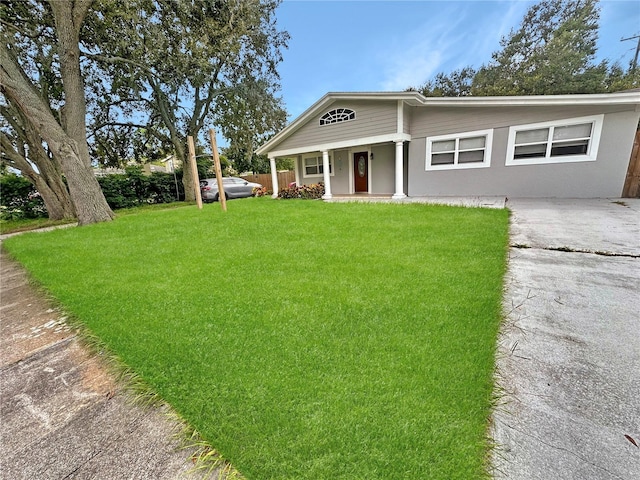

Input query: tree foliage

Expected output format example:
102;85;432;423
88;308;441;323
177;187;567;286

2;0;289;221
416;67;476;97
413;0;639;97
85;0;289;200
473;0;606;95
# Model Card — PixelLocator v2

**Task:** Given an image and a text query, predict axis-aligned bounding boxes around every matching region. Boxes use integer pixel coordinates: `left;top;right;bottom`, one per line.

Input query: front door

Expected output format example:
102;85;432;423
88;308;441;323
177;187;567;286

354;152;368;192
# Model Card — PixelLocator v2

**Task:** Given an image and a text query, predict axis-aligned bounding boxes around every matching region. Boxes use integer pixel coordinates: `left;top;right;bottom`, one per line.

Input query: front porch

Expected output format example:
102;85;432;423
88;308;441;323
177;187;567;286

267;139;409;201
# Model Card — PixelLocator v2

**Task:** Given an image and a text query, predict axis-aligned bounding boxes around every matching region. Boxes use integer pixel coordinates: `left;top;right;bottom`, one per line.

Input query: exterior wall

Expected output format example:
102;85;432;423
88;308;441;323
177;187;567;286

370;144;395;194
407;109;640;198
276;100;398;151
409;104;631;138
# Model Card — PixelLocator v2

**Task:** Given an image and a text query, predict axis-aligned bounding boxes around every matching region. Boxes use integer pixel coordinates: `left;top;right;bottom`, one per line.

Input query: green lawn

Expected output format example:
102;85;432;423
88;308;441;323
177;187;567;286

3;198;509;479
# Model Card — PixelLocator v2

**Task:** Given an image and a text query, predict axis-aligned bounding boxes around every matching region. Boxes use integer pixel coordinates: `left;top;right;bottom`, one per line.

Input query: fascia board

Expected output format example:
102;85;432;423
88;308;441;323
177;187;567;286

418;92;640;107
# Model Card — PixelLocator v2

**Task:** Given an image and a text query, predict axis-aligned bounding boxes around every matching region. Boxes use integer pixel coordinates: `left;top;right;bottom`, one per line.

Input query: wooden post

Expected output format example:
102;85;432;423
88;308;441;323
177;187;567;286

209;129;227;211
187;136;203;209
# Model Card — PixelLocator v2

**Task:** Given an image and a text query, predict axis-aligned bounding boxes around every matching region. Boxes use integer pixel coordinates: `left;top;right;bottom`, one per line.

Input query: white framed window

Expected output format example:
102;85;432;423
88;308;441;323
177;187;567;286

319;108;356;126
303;154;333;177
426;129;493;170
505;115;604;166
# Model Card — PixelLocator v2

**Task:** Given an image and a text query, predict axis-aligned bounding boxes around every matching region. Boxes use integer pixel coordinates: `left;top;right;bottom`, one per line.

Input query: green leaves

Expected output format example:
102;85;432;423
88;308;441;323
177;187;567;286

473;0;604;95
416;0;639;97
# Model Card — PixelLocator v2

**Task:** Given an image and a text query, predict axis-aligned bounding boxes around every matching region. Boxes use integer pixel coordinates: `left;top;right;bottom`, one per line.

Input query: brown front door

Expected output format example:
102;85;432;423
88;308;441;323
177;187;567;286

354;152;368;192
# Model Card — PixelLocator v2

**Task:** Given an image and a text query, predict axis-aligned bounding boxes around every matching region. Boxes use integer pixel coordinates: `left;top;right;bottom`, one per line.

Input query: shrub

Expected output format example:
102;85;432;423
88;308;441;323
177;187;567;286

277;183;324;200
252;186;269;197
97;166;184;209
0;174;47;220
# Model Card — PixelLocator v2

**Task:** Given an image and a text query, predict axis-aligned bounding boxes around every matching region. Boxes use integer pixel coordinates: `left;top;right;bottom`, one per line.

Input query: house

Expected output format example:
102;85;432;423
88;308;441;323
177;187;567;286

256;91;640;199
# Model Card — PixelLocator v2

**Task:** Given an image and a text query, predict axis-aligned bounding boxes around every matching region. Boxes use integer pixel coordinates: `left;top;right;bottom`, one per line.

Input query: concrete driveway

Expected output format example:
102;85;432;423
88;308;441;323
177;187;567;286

493;198;640;479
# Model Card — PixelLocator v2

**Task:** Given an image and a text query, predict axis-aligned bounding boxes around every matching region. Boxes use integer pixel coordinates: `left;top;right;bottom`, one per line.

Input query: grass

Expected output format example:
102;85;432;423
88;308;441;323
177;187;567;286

3;198;509;479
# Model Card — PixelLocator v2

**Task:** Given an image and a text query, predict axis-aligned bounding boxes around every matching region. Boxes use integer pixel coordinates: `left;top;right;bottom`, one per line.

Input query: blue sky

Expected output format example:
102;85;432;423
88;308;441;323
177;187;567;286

274;0;640;120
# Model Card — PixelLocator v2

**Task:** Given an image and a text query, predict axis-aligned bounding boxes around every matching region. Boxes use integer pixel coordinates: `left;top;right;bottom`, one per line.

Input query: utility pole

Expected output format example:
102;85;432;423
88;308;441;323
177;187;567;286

621;34;640;71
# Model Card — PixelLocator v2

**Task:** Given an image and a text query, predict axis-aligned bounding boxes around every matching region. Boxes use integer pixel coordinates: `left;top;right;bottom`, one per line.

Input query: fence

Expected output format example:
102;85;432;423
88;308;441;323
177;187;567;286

240;171;295;193
622;130;640;198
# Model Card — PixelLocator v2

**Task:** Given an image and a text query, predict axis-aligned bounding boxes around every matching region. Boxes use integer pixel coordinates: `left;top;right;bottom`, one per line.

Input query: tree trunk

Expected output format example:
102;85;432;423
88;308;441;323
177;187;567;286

50;0;93;165
1;43;114;225
0;133;76;220
178;142;196;202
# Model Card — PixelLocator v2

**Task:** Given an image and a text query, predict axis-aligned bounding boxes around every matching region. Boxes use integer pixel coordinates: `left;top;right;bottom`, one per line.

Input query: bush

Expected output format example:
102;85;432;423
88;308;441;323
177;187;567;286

277;183;325;200
0;174;47;220
252;186;269;197
97;166;184;209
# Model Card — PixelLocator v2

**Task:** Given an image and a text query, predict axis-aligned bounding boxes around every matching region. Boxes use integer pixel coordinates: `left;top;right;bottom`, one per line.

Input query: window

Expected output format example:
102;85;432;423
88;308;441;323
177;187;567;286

426;129;493;170
319;108;356;126
303;154;333;177
506;115;603;166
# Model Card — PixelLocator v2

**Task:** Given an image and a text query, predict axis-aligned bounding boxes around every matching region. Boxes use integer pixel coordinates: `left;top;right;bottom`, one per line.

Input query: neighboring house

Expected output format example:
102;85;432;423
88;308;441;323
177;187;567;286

256;91;640;199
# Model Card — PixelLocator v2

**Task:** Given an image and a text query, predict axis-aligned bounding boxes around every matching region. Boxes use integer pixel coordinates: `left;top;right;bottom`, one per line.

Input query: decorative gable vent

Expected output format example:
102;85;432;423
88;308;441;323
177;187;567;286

319;108;356;126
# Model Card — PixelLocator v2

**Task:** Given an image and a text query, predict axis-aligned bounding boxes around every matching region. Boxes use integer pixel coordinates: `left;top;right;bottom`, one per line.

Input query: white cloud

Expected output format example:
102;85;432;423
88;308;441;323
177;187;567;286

377;1;534;91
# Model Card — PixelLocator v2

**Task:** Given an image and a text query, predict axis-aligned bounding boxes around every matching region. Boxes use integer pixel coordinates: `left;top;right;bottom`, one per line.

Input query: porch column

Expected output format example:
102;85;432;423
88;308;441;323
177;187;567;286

392;141;406;200
321;150;332;200
269;157;278;198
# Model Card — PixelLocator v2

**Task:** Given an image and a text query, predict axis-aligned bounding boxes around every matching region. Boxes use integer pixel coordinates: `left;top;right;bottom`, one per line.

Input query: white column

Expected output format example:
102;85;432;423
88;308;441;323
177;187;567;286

269;157;279;198
321;150;332;200
392;141;406;199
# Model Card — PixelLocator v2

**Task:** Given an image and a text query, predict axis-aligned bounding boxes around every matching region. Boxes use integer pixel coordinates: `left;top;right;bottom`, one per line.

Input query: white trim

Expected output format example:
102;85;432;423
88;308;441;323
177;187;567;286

302;153;334;178
505;114;604;166
319;108;356;126
397;100;404;135
266;133;411;159
425;129;493;171
350;149;371;193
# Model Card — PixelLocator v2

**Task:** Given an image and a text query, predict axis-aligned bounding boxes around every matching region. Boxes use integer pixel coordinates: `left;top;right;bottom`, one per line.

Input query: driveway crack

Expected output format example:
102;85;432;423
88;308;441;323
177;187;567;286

510;244;640;259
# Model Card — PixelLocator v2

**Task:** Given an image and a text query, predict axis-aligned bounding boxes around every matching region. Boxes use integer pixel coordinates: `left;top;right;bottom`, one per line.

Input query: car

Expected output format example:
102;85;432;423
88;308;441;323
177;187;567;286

200;177;262;202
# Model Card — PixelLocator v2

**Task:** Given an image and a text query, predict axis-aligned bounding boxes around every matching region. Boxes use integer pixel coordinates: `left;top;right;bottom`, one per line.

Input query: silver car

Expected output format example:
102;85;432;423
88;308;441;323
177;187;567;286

200;177;262;202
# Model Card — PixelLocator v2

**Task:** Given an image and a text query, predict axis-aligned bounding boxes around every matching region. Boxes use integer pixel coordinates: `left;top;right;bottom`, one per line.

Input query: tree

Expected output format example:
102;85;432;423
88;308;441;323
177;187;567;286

416;67;476;97
85;0;289;201
1;0;114;225
1;100;76;219
604;62;640;92
472;0;607;95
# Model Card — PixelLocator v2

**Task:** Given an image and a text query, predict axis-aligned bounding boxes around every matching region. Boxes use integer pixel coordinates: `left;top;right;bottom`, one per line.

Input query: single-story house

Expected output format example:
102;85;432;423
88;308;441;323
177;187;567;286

256;91;640;199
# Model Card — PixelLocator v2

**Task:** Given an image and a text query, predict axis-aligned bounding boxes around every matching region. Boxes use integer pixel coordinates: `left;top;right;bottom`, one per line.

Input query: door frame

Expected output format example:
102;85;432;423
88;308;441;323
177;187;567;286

350;148;371;193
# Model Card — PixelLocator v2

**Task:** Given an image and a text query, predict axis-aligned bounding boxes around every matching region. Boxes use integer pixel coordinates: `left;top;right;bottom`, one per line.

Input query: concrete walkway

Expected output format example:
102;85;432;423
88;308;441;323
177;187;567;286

0;248;206;480
493;198;640;479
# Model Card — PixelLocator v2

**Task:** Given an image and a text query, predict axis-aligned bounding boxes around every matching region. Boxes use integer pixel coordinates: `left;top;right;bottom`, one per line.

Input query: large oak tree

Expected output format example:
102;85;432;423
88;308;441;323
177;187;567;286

1;0;114;225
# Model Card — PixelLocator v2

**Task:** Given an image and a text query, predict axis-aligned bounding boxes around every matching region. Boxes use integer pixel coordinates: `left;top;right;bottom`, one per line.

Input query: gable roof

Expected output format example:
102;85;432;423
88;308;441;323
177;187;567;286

256;91;640;156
